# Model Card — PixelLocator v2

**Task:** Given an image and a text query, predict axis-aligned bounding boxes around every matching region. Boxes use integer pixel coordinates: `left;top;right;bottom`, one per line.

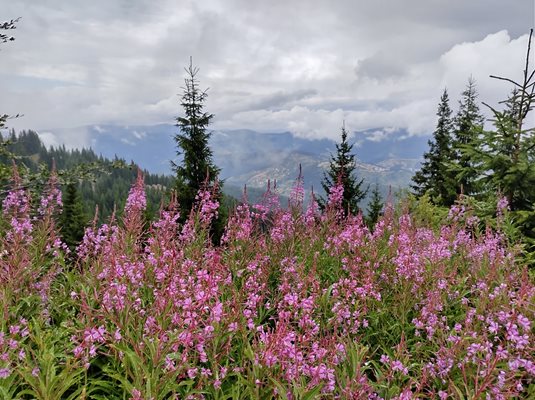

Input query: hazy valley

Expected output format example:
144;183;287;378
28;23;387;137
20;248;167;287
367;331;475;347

74;124;429;205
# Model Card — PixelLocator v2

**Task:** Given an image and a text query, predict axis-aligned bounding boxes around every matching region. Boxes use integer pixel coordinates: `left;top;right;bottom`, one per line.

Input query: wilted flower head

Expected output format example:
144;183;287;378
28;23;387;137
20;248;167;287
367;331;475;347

289;165;304;209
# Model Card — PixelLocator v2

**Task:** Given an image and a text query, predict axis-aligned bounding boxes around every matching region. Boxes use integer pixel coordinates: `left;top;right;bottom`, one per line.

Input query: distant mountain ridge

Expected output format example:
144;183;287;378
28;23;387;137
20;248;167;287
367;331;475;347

68;124;429;205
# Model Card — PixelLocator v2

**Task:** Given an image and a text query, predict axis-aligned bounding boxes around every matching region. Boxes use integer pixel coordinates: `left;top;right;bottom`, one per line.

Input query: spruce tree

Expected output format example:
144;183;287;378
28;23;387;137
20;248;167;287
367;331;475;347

321;123;368;214
450;30;535;263
451;78;485;196
412;89;457;206
366;183;384;227
60;182;87;250
464;30;535;226
172;58;221;223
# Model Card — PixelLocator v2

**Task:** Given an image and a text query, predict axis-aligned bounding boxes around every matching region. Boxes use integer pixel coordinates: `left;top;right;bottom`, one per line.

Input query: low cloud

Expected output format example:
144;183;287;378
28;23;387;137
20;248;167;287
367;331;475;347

439;31;531;112
36;126;92;150
132;130;147;140
37;131;59;148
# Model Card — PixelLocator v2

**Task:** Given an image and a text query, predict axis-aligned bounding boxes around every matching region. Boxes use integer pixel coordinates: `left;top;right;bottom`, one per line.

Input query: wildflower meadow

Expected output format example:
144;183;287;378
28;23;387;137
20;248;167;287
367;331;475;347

0;165;533;399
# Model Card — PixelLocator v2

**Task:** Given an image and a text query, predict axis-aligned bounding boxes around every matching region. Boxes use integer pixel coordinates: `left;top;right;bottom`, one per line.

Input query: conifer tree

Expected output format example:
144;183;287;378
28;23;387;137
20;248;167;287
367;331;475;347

321;123;368;214
451;78;485;196
412;89;457;206
172;58;220;221
60;182;87;250
366;183;384;227
464;29;535;232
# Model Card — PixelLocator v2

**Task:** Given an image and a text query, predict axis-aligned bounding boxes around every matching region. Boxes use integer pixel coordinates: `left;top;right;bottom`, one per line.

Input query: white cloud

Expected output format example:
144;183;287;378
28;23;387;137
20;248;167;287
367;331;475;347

132;130;147;139
37;131;59;148
439;31;531;113
120;137;136;146
0;0;532;147
36;126;91;150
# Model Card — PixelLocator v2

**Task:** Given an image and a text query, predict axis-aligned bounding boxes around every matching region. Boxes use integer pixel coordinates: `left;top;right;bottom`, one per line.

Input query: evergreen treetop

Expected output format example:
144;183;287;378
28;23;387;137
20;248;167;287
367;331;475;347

464;30;535;213
454;78;485;144
321;123;368;215
412;88;457;206
366;183;384;228
451;77;485;196
60;182;87;251
172;58;220;219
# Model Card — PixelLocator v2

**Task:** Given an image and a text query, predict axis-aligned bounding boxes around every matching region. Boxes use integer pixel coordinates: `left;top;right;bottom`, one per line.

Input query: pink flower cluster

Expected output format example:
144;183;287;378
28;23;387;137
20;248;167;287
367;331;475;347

0;167;533;399
195;188;219;225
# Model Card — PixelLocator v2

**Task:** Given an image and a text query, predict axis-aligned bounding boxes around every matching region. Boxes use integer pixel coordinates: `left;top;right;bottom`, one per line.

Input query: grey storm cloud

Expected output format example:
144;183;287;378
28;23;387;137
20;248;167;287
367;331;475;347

355;52;408;81
240;89;319;112
0;0;533;147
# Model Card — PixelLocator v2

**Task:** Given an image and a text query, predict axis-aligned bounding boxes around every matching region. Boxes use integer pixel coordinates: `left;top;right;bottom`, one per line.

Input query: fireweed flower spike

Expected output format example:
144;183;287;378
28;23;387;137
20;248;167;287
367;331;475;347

0;170;532;398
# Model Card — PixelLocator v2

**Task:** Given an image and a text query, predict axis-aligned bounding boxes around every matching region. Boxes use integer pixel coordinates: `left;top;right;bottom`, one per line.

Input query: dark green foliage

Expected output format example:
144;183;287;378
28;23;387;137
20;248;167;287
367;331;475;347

366;183;384;227
462;30;535;255
468;89;535;211
1;129;45;156
59;183;87;250
78;161;170;224
222;184;287;206
0;130;173;223
321;123;368;214
172;58;223;241
173;59;220;212
412;89;457;206
451;78;485;196
214;191;237;242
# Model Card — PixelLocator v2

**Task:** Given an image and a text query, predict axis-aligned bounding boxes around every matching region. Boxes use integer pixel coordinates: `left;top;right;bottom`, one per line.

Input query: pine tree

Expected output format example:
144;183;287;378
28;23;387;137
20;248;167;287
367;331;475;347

412;89;457;206
451;78;485;196
60;182;87;250
366;183;384;227
172;58;221;225
321;123;368;214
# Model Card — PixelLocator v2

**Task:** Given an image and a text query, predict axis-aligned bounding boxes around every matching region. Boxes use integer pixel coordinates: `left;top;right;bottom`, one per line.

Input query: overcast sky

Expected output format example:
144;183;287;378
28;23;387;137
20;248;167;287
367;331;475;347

0;0;533;148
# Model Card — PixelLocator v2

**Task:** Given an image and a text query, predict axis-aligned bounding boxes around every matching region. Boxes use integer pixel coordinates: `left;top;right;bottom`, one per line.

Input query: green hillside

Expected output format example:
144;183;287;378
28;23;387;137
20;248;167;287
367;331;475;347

0;129;173;223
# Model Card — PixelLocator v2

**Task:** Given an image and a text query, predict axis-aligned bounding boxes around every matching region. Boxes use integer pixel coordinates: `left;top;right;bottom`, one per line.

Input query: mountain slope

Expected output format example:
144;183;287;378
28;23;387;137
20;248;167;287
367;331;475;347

86;124;427;206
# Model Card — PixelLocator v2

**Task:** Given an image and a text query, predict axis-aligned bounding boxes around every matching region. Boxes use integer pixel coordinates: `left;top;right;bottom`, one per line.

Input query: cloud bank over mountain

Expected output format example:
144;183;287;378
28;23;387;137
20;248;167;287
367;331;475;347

0;1;532;148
